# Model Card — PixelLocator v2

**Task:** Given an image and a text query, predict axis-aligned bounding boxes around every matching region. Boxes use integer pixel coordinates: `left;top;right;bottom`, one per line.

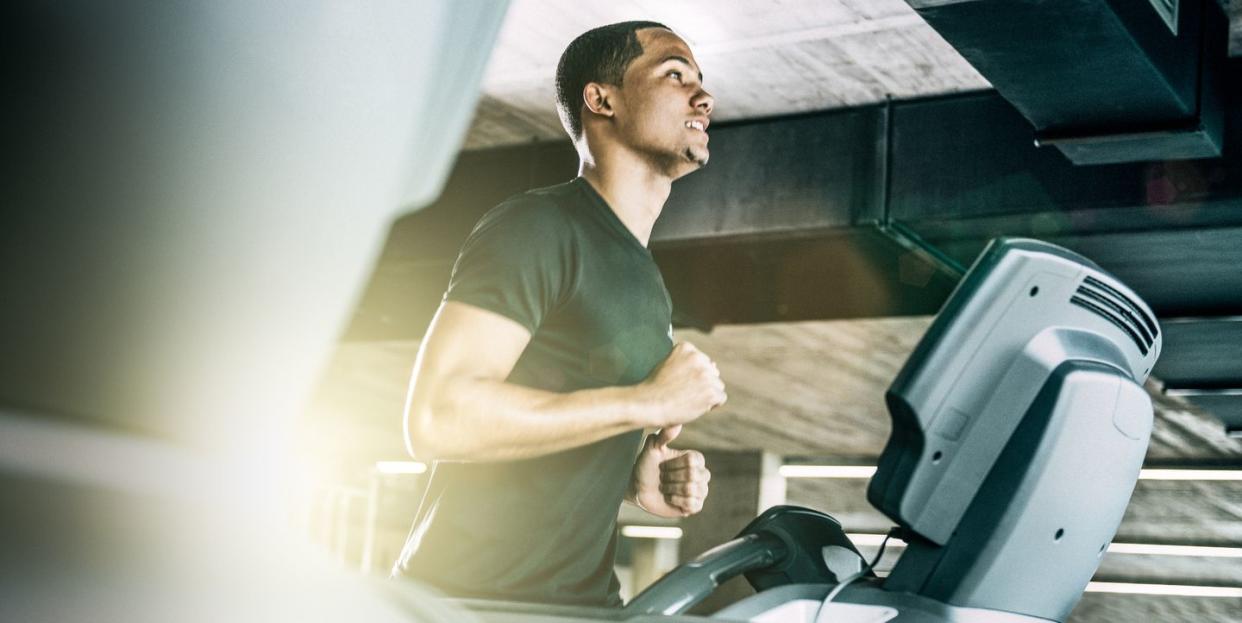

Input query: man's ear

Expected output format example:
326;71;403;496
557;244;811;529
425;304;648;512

582;82;615;119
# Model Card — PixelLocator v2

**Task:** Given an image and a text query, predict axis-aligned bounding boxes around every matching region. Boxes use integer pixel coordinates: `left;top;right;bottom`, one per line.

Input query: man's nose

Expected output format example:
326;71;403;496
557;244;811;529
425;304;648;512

693;88;714;116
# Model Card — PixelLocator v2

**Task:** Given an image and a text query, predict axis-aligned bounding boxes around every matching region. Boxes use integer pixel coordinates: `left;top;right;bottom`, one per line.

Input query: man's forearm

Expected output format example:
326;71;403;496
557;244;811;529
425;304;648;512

408;378;660;462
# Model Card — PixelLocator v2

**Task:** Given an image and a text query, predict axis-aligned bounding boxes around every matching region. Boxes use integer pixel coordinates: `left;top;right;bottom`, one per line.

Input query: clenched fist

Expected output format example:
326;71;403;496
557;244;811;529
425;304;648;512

640;342;726;428
628;425;710;518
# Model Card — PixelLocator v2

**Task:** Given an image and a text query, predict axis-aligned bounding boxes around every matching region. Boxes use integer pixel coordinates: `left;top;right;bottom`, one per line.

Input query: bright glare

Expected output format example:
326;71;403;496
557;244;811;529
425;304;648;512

1104;543;1242;558
621;526;684;540
779;465;877;479
374;461;427;475
1138;469;1242;481
1085;582;1242;597
846;533;899;547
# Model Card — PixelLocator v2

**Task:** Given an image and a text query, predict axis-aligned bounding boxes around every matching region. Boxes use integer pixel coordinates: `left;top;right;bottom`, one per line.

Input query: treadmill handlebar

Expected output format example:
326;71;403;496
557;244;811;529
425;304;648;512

621;531;789;616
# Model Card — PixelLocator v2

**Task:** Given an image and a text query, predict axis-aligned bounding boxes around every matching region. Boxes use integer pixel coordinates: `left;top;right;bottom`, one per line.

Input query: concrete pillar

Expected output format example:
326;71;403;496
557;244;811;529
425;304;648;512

679;450;785;614
629;537;681;594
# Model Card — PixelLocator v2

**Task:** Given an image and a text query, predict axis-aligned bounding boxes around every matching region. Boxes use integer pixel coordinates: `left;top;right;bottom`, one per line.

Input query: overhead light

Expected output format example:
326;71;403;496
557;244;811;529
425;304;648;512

1137;469;1242;481
621;526;683;540
1105;543;1242;558
374;461;427;475
1085;582;1242;597
779;465;877;479
1161;387;1242;397
780;465;1242;481
846;533;904;547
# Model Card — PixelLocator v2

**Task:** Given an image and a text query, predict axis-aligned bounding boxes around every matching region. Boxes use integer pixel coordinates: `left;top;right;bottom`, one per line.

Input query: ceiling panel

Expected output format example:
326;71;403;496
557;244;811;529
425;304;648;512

1181;394;1242;437
1146;385;1242;460
1231;0;1242;55
463;0;1242;150
1068;593;1241;623
931;228;1242;318
1155;318;1242;387
1154;317;1242;434
464;0;987;149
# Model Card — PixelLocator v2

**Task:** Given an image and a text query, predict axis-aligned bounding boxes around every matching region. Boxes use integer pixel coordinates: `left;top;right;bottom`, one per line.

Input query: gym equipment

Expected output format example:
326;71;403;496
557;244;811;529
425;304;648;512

464;237;1160;622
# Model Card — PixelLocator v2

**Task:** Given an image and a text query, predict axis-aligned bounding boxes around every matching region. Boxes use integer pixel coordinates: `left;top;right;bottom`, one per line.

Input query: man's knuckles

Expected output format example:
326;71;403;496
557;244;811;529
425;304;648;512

660;470;707;485
659;482;704;497
684;451;706;469
668;494;698;507
669;495;704;514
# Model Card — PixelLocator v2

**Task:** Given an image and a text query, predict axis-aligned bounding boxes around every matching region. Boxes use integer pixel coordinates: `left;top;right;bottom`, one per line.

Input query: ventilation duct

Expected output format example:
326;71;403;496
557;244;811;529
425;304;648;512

907;0;1228;164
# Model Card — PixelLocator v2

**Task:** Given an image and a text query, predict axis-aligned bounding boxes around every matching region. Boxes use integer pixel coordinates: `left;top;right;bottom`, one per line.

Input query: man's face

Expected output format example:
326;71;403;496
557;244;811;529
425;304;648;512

611;28;714;179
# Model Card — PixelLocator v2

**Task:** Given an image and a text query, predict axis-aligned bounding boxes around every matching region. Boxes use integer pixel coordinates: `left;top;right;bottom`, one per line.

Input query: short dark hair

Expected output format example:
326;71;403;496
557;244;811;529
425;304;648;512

555;21;670;142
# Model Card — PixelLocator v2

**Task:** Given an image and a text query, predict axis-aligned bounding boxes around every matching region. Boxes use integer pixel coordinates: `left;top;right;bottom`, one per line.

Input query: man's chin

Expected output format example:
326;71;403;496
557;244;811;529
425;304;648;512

657;147;709;180
684;147;709;168
667;154;707;181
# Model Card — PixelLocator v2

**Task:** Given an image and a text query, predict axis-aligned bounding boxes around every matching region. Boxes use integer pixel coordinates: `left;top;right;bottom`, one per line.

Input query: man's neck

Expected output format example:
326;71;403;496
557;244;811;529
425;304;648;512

578;150;674;248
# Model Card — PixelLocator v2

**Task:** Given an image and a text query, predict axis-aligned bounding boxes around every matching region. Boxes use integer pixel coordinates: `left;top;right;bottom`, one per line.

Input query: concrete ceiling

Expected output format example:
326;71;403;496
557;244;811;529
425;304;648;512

465;0;1242;151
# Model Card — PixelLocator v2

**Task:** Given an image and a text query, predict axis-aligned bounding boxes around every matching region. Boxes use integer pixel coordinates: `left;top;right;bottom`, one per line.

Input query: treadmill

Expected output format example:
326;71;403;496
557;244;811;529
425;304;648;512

457;237;1161;623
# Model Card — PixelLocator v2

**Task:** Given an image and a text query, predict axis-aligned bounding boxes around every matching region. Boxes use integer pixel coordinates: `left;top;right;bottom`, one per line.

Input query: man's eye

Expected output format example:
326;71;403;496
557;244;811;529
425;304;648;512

667;70;682;81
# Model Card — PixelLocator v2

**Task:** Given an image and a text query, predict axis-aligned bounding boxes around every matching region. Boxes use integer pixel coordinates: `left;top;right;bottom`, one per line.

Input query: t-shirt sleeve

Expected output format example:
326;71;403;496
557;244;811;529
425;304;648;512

444;200;577;333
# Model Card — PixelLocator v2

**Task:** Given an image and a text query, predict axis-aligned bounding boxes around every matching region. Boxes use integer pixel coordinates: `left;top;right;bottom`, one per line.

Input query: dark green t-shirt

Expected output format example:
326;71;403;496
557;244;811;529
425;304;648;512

395;178;674;606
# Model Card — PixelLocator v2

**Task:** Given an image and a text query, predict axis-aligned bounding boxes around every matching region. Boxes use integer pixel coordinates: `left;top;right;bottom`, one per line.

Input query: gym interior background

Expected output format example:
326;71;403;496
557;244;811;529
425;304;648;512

289;1;1242;622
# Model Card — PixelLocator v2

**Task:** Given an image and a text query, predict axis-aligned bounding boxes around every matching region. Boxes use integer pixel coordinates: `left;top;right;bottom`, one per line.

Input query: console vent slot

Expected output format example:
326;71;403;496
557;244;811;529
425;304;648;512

1081;276;1159;339
1147;0;1178;35
1071;276;1158;356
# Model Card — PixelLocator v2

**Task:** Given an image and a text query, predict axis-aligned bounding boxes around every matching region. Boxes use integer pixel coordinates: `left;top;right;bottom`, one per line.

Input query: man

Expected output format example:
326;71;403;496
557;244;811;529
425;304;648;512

393;21;723;607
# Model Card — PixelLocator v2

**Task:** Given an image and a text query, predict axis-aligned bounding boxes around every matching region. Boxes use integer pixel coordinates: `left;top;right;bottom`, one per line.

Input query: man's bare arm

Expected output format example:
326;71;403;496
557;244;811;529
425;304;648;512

403;301;725;462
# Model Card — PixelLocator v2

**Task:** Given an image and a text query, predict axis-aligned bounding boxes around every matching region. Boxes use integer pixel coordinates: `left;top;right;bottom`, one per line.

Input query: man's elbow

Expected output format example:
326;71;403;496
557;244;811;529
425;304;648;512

405;392;473;461
406;409;449;461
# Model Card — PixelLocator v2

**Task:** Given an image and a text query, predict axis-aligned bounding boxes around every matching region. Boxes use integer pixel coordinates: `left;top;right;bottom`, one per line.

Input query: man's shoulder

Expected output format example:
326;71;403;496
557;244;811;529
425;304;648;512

478;179;584;232
521;178;583;202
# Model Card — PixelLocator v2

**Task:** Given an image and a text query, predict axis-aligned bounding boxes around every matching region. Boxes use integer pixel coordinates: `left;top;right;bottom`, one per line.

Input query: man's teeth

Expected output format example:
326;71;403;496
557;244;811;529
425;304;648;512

685;120;704;131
